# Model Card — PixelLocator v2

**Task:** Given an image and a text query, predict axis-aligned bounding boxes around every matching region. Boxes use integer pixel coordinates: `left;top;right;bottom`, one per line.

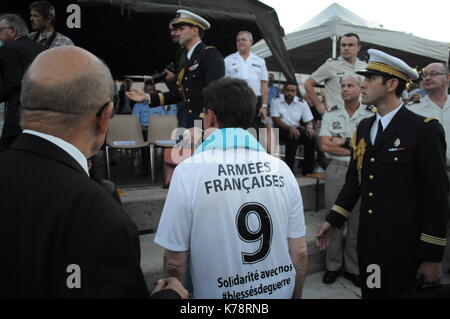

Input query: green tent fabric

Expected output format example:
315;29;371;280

3;0;296;81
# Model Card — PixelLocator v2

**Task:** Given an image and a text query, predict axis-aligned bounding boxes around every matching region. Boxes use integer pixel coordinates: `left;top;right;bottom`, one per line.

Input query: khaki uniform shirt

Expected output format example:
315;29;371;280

320;104;375;162
408;95;450;165
311;56;367;109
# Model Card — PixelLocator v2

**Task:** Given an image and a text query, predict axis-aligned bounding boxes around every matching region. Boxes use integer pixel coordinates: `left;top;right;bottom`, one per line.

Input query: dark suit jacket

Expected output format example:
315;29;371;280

0;133;174;298
149;42;225;116
0;36;44;138
326;106;449;298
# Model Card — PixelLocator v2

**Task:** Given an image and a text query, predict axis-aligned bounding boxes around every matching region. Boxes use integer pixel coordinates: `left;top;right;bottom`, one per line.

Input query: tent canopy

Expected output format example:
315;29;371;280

253;2;449;74
2;0;296;81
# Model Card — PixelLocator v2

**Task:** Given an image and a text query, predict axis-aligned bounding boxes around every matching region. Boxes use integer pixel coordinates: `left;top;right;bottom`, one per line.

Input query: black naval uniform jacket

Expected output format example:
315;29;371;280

326;106;449;298
147;42;224;125
0;133;180;298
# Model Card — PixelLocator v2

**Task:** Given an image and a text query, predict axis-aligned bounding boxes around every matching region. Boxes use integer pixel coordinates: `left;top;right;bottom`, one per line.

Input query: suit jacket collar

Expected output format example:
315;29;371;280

10;133;88;176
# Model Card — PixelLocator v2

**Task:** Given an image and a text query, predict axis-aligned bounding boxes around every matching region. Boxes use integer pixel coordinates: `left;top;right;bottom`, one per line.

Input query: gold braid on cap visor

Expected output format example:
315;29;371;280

366;62;409;81
176;18;205;30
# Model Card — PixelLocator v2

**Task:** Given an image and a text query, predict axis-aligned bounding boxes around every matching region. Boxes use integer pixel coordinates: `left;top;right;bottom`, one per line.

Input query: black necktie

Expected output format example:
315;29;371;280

375;119;383;144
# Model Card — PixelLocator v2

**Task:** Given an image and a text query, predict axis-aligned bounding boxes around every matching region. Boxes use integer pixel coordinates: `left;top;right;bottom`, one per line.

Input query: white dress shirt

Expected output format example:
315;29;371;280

224;51;268;96
187;41;202;60
370;103;403;145
270;95;314;128
23;129;89;176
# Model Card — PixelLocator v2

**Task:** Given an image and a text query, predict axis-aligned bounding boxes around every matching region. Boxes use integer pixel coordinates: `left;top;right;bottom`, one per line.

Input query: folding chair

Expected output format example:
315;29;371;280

147;115;179;181
105;115;150;180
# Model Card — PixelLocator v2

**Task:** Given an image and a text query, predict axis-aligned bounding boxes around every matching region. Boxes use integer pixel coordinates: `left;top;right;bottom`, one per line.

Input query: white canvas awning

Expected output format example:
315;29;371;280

253;3;449;74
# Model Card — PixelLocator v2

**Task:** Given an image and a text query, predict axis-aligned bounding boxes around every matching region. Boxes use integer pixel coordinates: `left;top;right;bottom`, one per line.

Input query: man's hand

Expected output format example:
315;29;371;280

332;136;346;146
305;127;316;139
126;88;149;103
164;69;176;82
151;277;188;299
315;221;334;251
417;262;442;284
289;127;300;139
258;106;268;119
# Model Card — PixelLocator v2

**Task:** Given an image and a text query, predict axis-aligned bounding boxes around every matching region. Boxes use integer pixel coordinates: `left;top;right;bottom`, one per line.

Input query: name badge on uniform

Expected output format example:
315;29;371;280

332;121;342;130
252;63;261;69
188;63;199;71
336;72;346;76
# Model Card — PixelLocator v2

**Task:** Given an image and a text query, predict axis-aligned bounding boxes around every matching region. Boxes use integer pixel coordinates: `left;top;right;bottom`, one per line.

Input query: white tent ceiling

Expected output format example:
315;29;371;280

252;2;449;74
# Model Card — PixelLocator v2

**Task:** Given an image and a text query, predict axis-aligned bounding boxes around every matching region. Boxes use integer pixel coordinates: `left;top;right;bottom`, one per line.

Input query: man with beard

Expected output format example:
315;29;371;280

29;1;73;49
271;83;316;174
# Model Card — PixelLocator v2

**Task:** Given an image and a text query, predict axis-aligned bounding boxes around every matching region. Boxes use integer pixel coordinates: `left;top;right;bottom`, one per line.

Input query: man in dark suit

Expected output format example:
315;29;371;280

0;46;187;299
0;14;44;153
316;49;449;298
127;9;224;128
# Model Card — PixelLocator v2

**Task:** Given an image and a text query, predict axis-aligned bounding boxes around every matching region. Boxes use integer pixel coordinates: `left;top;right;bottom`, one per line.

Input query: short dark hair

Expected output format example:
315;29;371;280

381;74;407;97
283;81;298;89
29;1;55;26
340;33;361;45
203;77;256;129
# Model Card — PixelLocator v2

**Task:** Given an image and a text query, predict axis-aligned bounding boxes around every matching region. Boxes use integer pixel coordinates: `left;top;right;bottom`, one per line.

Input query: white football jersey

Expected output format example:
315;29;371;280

155;148;306;299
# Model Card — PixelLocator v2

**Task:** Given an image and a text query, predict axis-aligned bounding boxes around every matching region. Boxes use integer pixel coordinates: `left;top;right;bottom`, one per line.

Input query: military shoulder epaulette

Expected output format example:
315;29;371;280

205;46;216;50
424;117;438;123
327;105;339;112
366;105;377;113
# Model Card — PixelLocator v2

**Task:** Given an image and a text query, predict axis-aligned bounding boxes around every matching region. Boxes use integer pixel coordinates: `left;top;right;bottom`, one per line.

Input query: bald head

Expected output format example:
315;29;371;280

21;46;114;122
422;62;449;93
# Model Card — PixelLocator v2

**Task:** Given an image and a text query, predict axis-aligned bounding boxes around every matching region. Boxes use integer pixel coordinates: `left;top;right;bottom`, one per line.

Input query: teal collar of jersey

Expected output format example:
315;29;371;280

195;128;265;154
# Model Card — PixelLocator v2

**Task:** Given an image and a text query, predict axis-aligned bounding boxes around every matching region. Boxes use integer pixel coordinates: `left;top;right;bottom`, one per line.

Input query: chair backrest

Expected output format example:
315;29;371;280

106;114;146;147
147;115;178;144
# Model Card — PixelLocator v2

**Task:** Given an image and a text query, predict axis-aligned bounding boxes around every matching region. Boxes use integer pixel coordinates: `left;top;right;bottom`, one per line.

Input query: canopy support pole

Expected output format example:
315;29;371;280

331;34;338;59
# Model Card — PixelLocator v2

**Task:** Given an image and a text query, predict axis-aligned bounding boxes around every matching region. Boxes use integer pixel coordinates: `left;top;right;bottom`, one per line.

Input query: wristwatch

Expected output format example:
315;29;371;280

261;104;268;108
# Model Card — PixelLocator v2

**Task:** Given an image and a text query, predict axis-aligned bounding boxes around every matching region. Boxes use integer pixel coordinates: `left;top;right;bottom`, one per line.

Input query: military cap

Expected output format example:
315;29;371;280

356;49;419;82
173;9;210;30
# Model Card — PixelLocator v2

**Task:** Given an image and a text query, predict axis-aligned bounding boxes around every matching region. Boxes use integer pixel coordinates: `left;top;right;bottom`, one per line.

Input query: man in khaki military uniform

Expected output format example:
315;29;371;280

305;33;367;115
319;74;375;286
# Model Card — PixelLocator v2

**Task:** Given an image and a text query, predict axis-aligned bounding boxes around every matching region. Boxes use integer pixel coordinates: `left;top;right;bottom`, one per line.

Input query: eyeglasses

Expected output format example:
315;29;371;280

422;72;447;78
96;101;114;119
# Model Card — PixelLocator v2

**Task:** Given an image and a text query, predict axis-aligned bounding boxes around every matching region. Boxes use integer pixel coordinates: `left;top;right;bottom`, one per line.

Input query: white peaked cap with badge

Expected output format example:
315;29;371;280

356;49;419;82
174;9;211;30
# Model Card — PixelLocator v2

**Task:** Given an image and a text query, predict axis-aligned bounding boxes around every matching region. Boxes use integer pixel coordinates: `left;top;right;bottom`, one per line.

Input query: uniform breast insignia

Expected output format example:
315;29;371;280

424;117;437;123
332;121;342;130
351;131;366;185
327;105;339;112
389;139;405;152
251;63;261;69
188;63;199;71
366;105;377;113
